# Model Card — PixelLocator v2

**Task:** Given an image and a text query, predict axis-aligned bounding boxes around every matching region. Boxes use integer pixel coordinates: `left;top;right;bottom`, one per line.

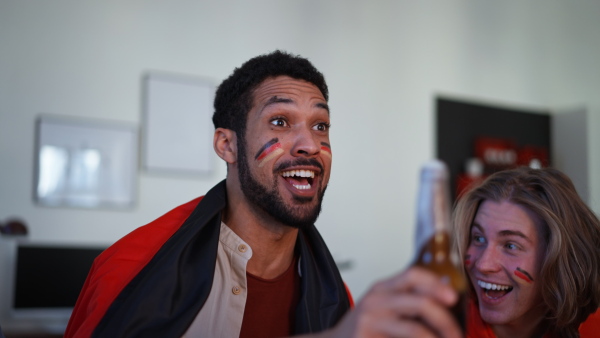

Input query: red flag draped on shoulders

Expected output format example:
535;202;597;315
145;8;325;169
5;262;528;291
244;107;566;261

467;299;600;338
65;197;203;338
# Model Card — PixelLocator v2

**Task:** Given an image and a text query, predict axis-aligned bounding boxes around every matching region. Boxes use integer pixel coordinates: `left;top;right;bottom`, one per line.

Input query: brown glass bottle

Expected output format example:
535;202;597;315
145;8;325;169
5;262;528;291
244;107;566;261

413;160;467;331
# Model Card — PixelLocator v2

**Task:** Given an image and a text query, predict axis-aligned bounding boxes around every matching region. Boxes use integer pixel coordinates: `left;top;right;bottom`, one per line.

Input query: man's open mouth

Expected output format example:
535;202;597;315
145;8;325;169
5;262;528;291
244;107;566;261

282;170;315;190
477;280;513;299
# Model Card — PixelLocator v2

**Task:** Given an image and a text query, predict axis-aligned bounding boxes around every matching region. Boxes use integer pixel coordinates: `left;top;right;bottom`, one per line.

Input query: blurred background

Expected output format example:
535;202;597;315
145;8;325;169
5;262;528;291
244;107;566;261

1;0;599;335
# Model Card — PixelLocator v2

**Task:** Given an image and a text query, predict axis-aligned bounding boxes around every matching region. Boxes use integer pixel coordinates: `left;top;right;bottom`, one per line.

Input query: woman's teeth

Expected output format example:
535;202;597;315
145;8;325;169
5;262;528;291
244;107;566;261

477;280;512;291
477;280;513;299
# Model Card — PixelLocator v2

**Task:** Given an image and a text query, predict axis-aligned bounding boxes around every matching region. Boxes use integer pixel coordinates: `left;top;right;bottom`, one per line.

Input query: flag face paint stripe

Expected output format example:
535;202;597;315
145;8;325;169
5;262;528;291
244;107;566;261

514;267;534;284
320;142;332;157
464;254;471;267
256;142;282;161
255;138;280;160
255;138;284;168
257;147;283;168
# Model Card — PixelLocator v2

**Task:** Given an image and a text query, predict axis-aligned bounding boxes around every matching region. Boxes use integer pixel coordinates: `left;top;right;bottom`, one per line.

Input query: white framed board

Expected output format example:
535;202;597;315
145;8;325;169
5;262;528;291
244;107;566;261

143;72;214;175
35;115;138;209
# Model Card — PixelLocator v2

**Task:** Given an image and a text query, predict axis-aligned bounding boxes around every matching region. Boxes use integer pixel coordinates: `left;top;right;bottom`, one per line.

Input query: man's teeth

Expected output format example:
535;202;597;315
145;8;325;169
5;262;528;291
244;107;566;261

282;170;315;178
477;280;511;291
282;170;315;190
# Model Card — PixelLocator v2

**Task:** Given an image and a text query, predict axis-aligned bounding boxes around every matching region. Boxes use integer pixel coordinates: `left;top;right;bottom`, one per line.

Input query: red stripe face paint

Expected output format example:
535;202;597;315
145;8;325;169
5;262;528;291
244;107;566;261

514;267;534;284
320;142;332;158
464;255;472;268
255;138;284;168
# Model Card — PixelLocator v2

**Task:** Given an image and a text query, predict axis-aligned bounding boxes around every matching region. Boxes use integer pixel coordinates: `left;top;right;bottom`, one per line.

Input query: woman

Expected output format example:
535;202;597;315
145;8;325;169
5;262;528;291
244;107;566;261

453;167;600;337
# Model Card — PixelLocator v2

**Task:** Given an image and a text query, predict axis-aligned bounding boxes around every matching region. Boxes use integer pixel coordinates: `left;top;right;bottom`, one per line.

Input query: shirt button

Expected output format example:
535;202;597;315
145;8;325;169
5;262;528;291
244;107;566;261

232;286;241;295
238;244;247;253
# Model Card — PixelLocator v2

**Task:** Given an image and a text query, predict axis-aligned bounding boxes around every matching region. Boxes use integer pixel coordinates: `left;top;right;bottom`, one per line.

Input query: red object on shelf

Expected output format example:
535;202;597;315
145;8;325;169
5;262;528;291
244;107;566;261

474;137;518;171
455;158;486;198
517;145;549;168
456;174;485;199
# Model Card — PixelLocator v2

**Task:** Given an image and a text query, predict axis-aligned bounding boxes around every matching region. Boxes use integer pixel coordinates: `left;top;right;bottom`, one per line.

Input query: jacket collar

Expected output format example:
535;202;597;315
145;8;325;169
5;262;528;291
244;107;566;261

95;180;350;336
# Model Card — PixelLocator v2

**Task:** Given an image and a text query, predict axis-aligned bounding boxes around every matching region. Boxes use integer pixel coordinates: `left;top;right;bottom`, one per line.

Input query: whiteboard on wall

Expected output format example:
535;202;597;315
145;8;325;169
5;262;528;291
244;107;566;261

143;72;214;175
35;115;138;209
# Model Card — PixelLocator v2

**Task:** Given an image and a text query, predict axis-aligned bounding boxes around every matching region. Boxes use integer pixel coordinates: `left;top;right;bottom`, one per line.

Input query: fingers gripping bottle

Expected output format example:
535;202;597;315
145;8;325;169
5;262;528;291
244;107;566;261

413;160;467;331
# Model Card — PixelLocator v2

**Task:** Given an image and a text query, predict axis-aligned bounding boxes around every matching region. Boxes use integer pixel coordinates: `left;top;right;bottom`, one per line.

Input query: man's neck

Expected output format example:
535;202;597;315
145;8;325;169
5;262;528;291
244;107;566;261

230;217;298;279
223;185;299;279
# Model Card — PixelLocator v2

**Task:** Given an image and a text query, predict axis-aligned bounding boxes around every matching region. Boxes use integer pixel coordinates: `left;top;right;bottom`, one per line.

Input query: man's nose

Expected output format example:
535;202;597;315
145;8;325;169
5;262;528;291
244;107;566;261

291;126;320;157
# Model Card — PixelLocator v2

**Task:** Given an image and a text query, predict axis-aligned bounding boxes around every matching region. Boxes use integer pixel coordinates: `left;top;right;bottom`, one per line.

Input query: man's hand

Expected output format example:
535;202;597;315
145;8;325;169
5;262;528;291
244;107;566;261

324;266;463;338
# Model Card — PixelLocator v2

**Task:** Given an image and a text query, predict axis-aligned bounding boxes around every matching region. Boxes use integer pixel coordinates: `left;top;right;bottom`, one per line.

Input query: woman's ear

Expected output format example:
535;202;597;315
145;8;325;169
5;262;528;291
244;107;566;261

214;128;237;164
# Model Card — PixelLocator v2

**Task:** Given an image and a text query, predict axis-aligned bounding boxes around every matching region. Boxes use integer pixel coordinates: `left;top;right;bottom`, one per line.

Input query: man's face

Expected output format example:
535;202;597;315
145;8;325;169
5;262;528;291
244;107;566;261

465;200;547;330
237;76;332;229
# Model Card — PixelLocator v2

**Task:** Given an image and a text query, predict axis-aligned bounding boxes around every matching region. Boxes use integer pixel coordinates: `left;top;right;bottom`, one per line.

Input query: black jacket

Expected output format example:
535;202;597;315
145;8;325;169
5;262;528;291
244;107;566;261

93;180;351;337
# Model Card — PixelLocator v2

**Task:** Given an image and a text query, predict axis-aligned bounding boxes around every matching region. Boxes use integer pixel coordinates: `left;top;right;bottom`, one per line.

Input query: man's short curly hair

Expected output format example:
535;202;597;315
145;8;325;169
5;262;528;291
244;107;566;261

212;50;328;137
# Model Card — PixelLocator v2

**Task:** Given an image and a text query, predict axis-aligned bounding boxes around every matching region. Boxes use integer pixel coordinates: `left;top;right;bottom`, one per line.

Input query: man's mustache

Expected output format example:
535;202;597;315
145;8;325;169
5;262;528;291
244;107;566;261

274;158;324;172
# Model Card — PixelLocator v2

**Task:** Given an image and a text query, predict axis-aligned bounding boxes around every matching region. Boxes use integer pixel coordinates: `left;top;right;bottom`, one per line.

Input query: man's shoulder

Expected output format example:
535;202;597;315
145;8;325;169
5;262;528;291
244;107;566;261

98;196;205;266
64;196;207;337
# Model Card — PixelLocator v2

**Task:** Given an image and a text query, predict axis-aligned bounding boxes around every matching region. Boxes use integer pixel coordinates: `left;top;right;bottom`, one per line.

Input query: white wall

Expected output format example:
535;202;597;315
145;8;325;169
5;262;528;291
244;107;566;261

1;0;599;300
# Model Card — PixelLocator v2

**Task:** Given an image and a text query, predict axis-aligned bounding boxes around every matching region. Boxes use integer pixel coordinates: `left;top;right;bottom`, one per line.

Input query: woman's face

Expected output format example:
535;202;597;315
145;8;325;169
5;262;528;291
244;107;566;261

465;200;547;330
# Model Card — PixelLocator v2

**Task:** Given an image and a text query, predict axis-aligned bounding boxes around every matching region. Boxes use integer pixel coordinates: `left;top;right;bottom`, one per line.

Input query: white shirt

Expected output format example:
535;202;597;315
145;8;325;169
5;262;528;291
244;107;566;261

182;222;253;337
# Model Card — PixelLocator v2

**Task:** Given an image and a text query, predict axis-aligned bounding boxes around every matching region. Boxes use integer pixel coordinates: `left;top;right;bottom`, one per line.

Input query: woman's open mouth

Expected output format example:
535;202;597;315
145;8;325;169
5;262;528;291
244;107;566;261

477;280;513;300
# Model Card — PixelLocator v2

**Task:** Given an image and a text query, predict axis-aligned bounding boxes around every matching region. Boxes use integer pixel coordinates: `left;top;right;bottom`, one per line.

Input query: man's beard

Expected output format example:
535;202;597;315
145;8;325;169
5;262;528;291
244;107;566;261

237;140;327;229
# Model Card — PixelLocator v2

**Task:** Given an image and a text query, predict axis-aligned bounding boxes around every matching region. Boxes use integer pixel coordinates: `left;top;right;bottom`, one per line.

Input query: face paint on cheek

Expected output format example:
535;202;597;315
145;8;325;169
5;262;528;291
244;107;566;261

514;267;534;284
320;142;332;158
255;138;284;168
464;254;472;267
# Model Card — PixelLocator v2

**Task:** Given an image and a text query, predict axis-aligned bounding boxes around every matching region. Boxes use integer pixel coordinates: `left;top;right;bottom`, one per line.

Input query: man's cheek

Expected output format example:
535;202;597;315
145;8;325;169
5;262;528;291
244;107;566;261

320;142;332;159
255;138;284;168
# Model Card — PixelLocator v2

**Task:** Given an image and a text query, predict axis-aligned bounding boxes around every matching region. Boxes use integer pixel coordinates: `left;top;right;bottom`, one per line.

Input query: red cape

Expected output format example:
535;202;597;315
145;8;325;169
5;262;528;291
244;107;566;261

65;197;202;337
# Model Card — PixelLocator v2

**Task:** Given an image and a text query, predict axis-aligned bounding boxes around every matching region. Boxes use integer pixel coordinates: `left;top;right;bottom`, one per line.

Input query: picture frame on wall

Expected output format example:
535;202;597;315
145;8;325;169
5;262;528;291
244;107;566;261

142;72;214;175
34;115;138;209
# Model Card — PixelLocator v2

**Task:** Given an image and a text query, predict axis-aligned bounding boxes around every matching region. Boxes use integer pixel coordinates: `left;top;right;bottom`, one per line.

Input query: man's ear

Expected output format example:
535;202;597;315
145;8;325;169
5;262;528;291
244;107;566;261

214;128;238;164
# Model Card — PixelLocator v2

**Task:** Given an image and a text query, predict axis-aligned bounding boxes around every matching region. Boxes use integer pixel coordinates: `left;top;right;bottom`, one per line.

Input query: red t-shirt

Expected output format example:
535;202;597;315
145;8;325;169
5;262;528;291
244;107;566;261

240;256;301;338
467;299;600;337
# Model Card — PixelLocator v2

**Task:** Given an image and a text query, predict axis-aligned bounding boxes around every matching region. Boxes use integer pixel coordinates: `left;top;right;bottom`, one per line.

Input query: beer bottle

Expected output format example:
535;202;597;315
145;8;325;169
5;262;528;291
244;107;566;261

413;160;467;331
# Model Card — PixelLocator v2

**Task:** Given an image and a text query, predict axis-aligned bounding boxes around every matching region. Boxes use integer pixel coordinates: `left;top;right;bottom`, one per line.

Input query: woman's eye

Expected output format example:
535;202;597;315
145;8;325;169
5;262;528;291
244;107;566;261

505;243;518;250
473;235;485;244
270;118;287;127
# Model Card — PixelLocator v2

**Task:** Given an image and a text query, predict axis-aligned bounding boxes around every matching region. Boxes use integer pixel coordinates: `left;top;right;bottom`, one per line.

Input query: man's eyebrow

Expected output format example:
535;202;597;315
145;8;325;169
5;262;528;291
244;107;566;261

316;102;330;113
264;96;294;107
258;96;293;115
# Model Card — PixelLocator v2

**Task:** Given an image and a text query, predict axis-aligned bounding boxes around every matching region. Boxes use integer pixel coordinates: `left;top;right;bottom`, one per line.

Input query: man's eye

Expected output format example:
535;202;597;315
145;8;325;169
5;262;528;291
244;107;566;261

313;123;330;132
505;243;518;250
270;118;287;127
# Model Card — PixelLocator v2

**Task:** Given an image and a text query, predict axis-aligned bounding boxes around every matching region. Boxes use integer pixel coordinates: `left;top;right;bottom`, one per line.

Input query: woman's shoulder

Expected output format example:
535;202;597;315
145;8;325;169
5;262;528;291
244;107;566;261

579;308;600;337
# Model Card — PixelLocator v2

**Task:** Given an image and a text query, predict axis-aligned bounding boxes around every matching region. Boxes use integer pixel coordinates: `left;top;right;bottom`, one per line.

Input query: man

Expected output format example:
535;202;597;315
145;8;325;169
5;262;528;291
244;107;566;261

66;51;461;337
